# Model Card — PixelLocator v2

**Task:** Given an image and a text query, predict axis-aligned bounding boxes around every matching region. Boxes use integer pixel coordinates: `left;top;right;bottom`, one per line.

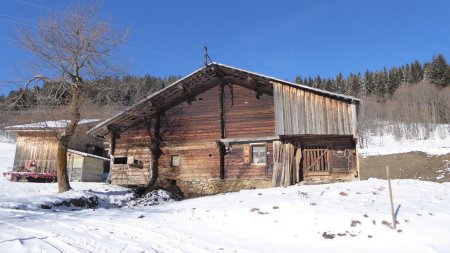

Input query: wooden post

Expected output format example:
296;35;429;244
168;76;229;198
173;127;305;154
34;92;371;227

219;80;226;180
386;165;396;229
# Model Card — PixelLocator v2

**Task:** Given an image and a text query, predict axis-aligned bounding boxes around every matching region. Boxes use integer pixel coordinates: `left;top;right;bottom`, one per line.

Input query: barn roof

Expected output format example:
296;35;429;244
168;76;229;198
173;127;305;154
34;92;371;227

5;119;101;132
88;63;360;136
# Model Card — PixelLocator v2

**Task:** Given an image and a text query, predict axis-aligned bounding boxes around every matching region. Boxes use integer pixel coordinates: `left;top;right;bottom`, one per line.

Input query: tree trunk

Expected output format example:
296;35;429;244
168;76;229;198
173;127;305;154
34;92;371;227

56;142;71;192
146;112;161;188
56;87;81;192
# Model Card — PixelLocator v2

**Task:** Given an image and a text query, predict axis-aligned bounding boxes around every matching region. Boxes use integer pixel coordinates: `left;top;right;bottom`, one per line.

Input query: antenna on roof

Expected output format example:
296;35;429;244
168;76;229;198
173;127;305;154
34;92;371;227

204;45;213;66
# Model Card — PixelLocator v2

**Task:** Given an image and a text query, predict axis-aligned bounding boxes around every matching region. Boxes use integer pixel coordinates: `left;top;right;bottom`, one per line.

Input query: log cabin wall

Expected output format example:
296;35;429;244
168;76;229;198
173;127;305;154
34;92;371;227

222;84;275;182
273;82;358;136
111;128;152;186
159;85;222;182
223;84;275;138
110;83;276;197
111;86;222;192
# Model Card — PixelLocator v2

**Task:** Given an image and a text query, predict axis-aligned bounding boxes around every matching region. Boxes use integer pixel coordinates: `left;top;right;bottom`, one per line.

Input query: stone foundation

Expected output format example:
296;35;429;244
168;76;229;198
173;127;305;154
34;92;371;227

175;178;272;198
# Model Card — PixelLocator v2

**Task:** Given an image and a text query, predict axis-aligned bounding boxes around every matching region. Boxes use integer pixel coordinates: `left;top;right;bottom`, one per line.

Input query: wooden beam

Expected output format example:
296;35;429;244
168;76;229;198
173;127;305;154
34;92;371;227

220;136;280;144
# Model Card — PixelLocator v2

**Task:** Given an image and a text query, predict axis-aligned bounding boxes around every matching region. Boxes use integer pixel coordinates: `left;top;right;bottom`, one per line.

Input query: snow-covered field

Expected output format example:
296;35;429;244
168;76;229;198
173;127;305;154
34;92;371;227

360;124;450;157
0;177;449;252
1;133;450;252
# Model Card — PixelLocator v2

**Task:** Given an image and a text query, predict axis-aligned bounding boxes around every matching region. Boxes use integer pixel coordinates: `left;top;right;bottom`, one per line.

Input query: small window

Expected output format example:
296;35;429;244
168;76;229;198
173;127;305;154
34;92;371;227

252;144;266;165
113;157;127;164
171;155;180;167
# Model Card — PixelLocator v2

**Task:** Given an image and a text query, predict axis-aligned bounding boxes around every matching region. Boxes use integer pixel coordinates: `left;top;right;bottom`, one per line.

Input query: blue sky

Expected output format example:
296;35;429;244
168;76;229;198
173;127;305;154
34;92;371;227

1;0;450;95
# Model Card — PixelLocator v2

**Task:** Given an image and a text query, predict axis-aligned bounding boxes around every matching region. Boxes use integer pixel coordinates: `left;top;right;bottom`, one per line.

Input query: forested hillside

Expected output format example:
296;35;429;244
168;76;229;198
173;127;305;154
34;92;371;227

296;54;450;98
0;75;179;130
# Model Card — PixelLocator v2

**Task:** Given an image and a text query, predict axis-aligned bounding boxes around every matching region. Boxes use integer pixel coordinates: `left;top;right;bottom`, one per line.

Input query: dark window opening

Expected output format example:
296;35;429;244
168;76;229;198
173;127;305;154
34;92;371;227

113;157;127;164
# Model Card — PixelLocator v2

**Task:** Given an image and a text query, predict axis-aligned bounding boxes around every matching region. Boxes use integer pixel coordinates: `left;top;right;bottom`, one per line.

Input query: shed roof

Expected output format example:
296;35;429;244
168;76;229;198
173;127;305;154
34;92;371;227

88;63;360;136
68;149;110;161
6;119;101;132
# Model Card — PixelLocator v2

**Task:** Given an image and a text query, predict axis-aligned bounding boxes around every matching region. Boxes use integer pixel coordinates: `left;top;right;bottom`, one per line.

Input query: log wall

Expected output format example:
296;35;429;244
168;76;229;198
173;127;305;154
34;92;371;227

111;83;275;195
223;84;275;138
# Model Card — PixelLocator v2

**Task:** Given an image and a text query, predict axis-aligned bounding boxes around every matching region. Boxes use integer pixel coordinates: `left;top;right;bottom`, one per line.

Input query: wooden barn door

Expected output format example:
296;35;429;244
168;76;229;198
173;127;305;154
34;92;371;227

272;142;303;187
303;148;330;175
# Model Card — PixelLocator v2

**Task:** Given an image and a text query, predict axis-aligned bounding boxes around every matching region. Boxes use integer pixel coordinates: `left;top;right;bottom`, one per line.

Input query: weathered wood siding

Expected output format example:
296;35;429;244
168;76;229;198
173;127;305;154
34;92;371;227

67;153;83;181
112;128;152;185
273;82;358;136
13;133;59;172
111;83;275;191
223;84;275;138
224;143;273;179
13;133;105;182
297;136;358;183
159;85;222;181
81;157;104;182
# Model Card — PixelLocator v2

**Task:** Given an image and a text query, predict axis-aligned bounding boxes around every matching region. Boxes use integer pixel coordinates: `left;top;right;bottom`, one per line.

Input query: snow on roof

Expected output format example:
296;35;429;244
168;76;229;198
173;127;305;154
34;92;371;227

5;119;100;131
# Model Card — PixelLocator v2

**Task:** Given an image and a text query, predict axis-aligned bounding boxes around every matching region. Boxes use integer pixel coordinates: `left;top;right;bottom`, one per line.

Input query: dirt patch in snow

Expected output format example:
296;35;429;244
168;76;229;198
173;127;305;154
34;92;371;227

360;152;450;182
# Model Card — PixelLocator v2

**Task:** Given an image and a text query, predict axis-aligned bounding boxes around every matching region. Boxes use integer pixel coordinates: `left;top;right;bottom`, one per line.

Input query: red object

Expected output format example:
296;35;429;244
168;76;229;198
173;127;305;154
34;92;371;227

2;171;56;183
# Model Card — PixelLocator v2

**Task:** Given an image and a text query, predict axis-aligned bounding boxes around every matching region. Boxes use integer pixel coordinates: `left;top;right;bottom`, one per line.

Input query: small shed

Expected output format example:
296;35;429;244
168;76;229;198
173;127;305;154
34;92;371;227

5;119;108;182
67;149;109;182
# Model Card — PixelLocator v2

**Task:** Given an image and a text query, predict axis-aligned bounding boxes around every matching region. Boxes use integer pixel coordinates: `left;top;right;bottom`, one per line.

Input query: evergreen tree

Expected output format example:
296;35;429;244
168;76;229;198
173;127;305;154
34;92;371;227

363;70;375;96
409;60;423;83
425;54;450;87
313;75;323;89
375;69;387;98
347;73;362;97
335;73;346;93
387;68;401;95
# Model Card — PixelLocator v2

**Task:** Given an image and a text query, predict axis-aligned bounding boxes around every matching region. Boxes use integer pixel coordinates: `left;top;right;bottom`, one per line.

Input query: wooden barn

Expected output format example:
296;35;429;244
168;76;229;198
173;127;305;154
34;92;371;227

6;119;108;182
88;63;361;197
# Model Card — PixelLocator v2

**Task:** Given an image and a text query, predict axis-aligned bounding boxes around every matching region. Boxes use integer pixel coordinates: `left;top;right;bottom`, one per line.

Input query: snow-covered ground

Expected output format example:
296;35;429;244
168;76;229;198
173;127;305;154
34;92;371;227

360;124;450;157
0;177;449;252
1;129;450;253
0;142;15;173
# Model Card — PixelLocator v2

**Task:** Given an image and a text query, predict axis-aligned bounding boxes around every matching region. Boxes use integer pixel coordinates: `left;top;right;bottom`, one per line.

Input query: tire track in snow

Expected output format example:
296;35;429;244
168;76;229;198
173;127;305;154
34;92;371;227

0;220;90;253
1;209;178;252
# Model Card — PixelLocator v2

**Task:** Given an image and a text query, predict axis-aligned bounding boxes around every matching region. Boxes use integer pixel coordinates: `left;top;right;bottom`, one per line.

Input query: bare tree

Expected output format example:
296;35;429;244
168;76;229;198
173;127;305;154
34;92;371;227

15;3;128;192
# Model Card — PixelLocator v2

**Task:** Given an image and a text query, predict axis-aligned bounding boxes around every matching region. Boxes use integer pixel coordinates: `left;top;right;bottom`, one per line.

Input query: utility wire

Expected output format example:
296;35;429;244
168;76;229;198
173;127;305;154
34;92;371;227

12;0;198;48
0;13;188;59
